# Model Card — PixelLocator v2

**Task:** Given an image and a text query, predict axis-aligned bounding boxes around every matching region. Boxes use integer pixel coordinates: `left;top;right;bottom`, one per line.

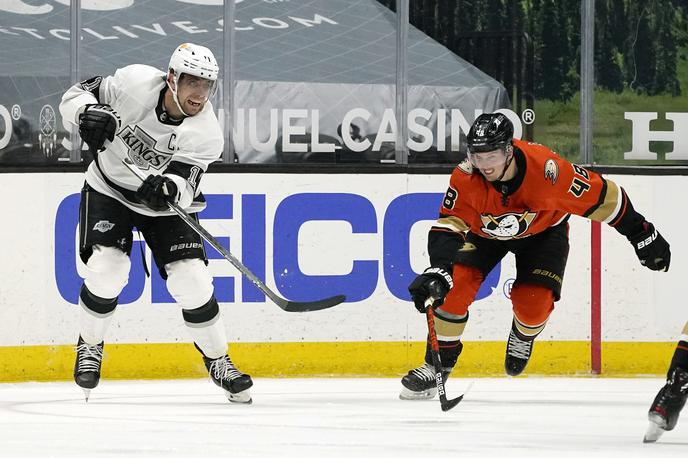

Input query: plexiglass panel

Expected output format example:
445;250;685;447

593;1;688;165
384;1;581;164
0;1;71;164
6;1;685;167
230;0;400;164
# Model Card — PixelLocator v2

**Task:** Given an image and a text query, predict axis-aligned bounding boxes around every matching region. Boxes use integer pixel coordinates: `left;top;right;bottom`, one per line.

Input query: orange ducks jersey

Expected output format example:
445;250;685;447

433;139;639;242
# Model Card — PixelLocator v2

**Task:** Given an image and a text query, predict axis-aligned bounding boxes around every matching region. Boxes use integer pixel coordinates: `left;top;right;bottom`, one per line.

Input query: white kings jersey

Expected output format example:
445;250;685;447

59;64;223;217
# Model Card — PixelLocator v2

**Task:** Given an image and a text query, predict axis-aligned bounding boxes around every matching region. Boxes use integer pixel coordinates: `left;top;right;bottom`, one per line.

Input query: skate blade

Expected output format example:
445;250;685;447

643;422;665;443
225;389;252;404
399;387;437;400
644;412;668;443
81;388;92;403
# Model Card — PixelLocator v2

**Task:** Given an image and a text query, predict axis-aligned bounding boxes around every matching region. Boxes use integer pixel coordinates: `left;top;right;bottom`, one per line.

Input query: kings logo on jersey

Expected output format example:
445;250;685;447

119;125;172;170
480;211;537;240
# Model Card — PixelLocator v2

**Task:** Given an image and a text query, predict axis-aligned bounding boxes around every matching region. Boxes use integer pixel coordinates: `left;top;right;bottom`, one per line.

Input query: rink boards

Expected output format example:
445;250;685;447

0;172;685;380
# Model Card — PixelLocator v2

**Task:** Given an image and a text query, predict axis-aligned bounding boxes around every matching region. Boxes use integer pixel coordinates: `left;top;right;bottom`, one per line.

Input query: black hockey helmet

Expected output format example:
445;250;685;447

467;113;514;153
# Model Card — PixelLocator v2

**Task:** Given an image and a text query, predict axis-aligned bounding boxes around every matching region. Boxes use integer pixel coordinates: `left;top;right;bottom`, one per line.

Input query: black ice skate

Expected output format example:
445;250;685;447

197;345;253;404
74;335;104;402
505;327;534;376
644;367;688;443
399;363;449;400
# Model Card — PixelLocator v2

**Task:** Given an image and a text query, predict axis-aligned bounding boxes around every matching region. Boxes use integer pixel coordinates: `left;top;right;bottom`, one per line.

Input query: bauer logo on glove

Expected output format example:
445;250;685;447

635;231;658;250
78;104;121;153
628;222;670;272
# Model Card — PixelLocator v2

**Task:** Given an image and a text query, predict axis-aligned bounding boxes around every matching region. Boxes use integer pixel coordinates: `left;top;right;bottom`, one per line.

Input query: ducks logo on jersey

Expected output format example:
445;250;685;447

544;159;559;185
480;211;537;240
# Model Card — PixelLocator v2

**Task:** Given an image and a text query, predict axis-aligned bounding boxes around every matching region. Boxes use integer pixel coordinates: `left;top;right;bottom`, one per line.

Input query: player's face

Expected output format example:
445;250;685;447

468;147;509;181
176;74;215;116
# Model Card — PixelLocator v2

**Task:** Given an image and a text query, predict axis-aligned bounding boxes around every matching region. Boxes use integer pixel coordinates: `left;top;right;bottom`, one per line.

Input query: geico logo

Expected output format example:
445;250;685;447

637;231;658;249
54;192;501;304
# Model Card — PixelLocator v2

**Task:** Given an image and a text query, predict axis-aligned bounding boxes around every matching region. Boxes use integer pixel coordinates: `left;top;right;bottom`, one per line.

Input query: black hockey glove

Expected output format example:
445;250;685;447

135;175;178;212
78;104;120;153
408;267;454;313
628;222;670;272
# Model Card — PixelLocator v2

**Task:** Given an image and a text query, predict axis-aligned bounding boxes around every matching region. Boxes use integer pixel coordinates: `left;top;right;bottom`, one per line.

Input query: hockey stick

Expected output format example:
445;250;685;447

122;157;346;312
425;291;463;411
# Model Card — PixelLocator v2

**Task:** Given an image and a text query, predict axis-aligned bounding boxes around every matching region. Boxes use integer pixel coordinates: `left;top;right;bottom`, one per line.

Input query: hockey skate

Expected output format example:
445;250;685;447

74;335;104;402
644;367;688;443
505;328;534;376
399;363;449;400
200;349;253;404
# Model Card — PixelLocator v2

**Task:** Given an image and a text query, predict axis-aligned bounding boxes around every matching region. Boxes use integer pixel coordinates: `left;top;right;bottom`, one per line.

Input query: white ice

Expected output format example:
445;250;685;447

0;377;686;457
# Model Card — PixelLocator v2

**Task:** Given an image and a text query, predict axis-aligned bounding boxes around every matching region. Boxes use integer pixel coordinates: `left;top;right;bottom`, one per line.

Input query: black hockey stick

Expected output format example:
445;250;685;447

122;157;346;312
425;286;463;411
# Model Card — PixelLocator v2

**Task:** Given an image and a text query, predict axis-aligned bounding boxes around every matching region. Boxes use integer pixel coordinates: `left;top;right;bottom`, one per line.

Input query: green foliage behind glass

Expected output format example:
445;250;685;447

537;49;688;164
379;0;687;101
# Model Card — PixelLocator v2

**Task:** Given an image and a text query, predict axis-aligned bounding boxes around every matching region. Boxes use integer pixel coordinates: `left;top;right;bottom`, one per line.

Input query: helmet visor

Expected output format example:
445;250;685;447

467;148;508;169
178;74;217;99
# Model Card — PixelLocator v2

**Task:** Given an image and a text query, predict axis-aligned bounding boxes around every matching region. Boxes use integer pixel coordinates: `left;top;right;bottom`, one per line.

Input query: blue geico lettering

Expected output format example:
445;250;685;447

54;192;499;304
274;193;377;302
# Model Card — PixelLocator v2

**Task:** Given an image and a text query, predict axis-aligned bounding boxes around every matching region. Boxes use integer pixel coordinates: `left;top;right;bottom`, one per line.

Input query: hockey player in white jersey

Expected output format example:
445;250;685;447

59;43;253;404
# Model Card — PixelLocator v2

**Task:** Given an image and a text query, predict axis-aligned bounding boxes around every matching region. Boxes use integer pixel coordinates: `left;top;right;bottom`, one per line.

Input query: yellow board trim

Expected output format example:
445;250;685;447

0;341;677;382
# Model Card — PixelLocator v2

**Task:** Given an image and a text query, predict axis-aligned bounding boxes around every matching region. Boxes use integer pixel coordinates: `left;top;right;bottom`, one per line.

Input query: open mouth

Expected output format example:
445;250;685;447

187;100;201;108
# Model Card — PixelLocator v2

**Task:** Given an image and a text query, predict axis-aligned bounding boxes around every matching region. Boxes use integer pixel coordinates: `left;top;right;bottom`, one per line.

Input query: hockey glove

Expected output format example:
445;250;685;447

408;267;454;313
78;104;120;153
628;222;671;272
135;175;178;212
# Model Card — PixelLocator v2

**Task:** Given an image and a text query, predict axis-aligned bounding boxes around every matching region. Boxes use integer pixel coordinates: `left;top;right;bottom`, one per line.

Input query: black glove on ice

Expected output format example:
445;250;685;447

136;175;178;212
408;267;454;313
78;104;120;153
628;221;670;272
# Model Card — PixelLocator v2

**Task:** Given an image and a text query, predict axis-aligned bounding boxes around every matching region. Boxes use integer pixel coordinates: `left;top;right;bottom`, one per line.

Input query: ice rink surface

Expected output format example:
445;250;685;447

0;377;686;457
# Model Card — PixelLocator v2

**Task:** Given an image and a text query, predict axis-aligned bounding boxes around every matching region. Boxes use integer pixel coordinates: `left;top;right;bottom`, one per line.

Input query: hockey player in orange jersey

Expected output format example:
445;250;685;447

400;112;671;400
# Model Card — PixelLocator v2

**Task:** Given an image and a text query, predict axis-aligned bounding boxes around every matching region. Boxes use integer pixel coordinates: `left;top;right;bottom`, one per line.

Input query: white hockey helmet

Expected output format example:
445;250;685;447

169;42;219;81
167;43;219;116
